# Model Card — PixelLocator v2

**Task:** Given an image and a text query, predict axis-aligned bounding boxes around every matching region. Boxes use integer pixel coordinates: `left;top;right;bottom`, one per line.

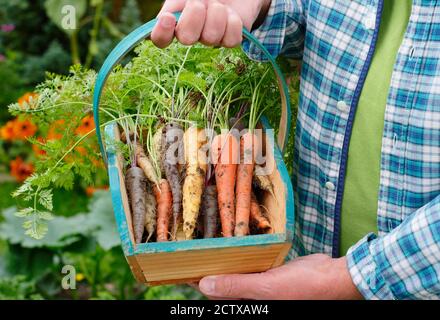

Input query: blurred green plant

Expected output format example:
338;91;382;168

0;275;43;300
0;191;201;300
0;0;145;117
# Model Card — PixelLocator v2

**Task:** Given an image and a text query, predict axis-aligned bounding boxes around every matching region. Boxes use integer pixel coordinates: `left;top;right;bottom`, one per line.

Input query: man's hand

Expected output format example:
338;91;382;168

151;0;272;49
197;254;364;300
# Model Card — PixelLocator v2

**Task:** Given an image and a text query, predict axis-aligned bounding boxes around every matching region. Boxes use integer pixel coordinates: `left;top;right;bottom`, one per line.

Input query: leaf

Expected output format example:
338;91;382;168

12;181;33;198
178;71;207;92
51;165;75;190
38;189;53;211
38;211;54;221
0;207;93;248
15;207;34;218
86;191;120;250
0;191;119;250
24;219;48;240
44;0;87;36
3;245;54;284
0;275;42;300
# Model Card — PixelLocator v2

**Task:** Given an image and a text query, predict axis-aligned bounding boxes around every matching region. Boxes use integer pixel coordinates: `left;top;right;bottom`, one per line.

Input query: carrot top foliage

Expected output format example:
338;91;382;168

8;40;284;239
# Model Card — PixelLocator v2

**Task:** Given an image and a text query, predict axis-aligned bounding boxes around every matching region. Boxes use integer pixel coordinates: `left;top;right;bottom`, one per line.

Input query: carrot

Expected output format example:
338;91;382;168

182;127;208;240
196;210;205;238
211;133;239;237
175;223;186;241
253;165;275;198
144;183;157;242
154;179;172;242
201;184;219;239
153;127;164;175
250;192;272;233
125;167;147;244
161;122;184;240
234;132;260;236
228;116;246;133
135;141;159;185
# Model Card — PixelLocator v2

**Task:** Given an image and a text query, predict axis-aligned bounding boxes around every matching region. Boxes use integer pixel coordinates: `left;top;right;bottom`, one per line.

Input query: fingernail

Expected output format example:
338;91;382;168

199;276;217;295
160;15;175;28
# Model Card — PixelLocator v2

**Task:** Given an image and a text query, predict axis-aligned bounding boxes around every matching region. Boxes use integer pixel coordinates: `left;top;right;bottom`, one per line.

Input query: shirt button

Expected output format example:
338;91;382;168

364;15;376;30
337;100;349;112
325;181;336;191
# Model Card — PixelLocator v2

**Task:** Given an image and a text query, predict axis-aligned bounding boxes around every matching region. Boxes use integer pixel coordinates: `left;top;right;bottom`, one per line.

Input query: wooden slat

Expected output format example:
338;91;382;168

137;244;285;285
127;255;146;283
114;126;136;247
146;263;275;283
271;243;292;268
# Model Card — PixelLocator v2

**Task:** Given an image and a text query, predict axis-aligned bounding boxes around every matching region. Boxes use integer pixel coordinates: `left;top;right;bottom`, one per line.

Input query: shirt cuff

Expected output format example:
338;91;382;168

346;233;396;300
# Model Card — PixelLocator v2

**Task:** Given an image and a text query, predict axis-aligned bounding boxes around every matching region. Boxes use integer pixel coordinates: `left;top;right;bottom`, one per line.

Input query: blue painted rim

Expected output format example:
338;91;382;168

93;12;292;164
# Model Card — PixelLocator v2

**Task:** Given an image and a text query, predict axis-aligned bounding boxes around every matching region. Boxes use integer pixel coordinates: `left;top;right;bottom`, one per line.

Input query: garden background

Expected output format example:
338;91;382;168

0;0;299;300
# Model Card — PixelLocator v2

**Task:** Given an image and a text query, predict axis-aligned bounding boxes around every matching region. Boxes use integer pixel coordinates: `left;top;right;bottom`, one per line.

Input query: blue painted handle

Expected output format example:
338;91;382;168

93;13;291;164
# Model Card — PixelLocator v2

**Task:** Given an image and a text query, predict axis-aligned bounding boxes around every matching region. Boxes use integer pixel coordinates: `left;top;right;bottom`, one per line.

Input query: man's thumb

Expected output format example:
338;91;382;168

199;274;264;299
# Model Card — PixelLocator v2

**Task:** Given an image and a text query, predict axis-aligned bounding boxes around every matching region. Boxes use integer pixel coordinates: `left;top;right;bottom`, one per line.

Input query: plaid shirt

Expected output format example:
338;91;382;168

243;0;440;300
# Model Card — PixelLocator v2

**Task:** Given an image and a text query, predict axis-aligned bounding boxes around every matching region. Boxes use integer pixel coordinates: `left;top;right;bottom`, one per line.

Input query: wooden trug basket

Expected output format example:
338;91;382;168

93;14;295;286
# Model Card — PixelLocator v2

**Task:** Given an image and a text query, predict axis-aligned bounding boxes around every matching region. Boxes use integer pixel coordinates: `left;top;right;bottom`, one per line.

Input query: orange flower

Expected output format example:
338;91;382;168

47;120;65;141
10;157;34;182
12;118;37;140
85;185;109;197
92;158;104;168
75;146;87;155
18;92;38;108
75;115;95;136
1;120;16;141
32;137;47;157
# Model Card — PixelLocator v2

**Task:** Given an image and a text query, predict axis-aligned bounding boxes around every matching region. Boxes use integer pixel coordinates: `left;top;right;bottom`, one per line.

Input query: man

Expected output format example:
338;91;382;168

151;0;440;299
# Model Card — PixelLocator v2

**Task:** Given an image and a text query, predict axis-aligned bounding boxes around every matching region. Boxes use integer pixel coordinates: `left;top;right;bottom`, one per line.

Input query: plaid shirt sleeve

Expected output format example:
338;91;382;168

242;0;307;61
347;195;440;300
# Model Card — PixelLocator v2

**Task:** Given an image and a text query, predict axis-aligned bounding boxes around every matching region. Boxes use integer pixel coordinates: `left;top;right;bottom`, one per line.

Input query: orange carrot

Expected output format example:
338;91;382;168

154;179;173;242
234;132;260;236
211;133;239;237
250;192;272;233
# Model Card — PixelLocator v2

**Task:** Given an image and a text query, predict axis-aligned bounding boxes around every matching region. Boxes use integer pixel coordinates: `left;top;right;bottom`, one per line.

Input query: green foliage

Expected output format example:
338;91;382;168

117;0;142;35
21;41;72;85
7;65;105;238
9;41;283;239
0;0;145;94
0;275;43;300
2;244;55;281
144;286;188;300
1;206;90;247
0;181;90;219
0;60;26;116
0;0;72;86
85;190;120;250
0;191;119;249
0;191;130;299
